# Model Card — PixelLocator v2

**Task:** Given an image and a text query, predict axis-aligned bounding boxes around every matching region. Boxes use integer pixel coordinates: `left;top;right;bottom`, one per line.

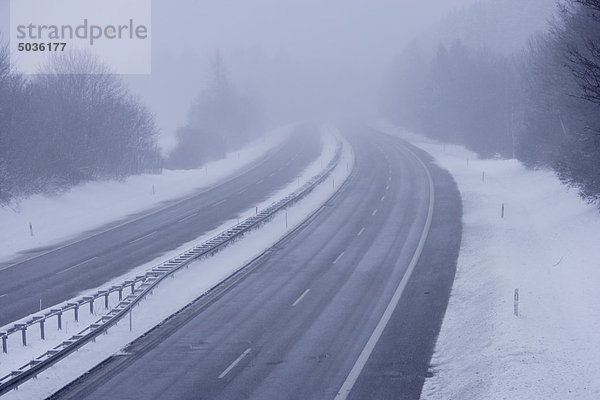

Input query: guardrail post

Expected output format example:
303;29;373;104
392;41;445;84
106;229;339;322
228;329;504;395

68;303;79;321
15;324;27;346
99;290;109;309
39;319;45;340
1;333;7;353
112;285;123;301
83;297;94;314
51;309;63;330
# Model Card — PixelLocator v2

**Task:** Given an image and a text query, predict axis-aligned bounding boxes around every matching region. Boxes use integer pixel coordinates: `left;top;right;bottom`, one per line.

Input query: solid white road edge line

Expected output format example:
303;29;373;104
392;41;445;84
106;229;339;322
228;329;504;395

218;348;252;379
334;144;435;400
292;289;311;307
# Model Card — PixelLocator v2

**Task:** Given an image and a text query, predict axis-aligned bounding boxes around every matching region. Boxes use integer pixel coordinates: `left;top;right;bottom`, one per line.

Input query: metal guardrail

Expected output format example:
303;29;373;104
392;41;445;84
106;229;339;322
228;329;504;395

0;138;343;396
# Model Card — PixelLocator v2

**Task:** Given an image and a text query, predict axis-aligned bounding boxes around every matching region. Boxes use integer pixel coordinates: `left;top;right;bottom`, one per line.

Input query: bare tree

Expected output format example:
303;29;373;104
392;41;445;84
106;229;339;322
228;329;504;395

560;1;600;108
0;46;161;201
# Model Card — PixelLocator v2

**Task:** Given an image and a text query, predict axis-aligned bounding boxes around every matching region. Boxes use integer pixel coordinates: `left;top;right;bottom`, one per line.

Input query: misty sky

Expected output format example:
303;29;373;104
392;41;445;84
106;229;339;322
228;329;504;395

1;0;479;149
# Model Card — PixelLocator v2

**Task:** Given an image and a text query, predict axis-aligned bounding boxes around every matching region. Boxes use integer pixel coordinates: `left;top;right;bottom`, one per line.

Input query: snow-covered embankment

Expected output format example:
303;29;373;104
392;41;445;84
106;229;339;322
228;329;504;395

380;123;600;400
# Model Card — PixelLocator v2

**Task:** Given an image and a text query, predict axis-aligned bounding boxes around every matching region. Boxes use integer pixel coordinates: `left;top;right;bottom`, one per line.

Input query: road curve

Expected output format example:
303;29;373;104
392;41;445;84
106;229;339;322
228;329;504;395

50;126;462;400
0;126;322;327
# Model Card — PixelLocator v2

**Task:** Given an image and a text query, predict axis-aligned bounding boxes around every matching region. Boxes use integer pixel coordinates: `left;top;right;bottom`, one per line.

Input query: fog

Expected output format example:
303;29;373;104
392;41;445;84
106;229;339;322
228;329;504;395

3;0;481;149
1;0;477;148
135;0;478;147
8;0;600;202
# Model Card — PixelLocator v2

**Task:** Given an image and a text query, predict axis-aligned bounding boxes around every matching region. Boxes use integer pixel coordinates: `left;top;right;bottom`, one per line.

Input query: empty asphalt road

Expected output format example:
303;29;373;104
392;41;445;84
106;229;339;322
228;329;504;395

52;127;462;400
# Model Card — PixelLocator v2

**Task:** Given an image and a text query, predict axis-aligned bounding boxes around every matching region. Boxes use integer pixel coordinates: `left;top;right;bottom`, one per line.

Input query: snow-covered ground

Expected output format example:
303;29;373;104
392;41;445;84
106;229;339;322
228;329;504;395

0;124;293;264
378;123;600;400
1;125;354;399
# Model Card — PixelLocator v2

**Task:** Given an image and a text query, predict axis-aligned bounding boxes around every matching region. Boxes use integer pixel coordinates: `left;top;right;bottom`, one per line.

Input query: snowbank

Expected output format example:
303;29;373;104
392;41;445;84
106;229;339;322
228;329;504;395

378;122;600;400
0;125;293;264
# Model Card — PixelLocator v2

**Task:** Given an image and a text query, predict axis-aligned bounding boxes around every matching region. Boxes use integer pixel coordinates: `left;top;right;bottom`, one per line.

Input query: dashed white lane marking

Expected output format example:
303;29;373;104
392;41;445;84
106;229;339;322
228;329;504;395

256;179;264;185
335;143;436;400
238;188;247;194
386;185;389;191
0;294;6;299
129;231;157;244
56;256;98;275
292;289;311;307
218;348;252;379
388;176;391;182
371;209;378;217
178;212;198;223
213;199;226;206
333;252;345;264
357;227;365;236
381;196;385;201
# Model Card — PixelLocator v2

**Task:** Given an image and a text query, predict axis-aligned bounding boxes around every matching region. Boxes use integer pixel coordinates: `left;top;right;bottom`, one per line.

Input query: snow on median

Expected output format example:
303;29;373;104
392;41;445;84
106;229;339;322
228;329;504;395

0;125;354;399
378;122;600;400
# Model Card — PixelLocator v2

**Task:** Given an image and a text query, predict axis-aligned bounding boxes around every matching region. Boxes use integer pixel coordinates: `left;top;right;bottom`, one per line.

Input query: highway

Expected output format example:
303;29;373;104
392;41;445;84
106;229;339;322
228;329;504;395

0;126;322;327
51;127;462;400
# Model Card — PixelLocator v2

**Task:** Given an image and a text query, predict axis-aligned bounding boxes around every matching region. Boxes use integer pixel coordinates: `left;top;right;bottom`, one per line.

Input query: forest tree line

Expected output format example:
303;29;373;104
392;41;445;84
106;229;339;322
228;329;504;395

381;0;600;201
0;46;162;203
0;41;261;203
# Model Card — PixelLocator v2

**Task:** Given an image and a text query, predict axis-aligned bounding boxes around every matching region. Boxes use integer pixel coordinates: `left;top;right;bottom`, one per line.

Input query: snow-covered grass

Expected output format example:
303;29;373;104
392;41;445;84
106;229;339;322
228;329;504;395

377;122;600;400
0;125;354;399
0;124;294;264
